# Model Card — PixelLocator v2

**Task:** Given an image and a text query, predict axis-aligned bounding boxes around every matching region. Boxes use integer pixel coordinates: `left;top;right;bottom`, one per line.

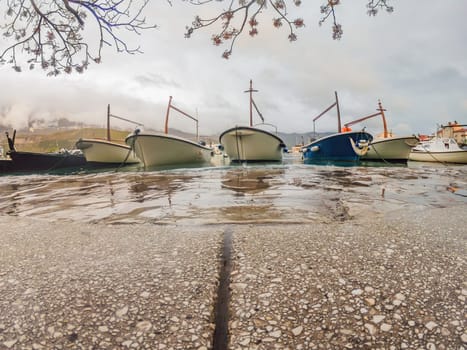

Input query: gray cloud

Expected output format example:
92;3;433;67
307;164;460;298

134;73;181;89
1;1;466;136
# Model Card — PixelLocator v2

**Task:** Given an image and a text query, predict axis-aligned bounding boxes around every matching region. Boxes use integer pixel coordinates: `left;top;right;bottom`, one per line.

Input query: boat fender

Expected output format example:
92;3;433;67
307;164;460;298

357;140;370;148
282;147;288;153
199;140;206;146
310;146;320;152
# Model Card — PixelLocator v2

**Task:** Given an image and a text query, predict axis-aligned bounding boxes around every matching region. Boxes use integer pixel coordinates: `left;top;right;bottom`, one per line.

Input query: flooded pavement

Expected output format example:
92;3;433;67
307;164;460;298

0;157;466;349
0;155;466;224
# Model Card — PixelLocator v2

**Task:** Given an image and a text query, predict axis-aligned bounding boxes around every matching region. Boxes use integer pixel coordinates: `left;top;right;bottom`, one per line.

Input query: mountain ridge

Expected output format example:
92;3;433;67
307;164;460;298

0;122;332;154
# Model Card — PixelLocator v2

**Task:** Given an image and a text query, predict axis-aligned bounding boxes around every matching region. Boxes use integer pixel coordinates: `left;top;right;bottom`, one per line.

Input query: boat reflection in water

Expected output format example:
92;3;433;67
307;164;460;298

221;168;284;194
0;159;465;225
219;167;287;223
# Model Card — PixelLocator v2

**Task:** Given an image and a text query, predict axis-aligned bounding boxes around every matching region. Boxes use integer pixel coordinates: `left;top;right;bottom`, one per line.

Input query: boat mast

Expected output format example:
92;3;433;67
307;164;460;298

377;100;388;138
106;104;144;138
165;96;200;140
244;80;258;127
335;91;341;133
165;96;173;135
107;104;111;141
312;92;339;133
343;100;388;137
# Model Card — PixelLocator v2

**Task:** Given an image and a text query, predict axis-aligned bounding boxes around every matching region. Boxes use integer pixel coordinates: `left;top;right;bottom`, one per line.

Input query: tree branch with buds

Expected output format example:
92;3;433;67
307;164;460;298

0;0;394;74
185;0;393;58
184;0;305;59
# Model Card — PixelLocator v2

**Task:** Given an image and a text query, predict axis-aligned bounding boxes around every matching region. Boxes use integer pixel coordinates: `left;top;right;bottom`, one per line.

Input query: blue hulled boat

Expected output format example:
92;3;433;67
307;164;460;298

302;130;373;163
302;91;373;163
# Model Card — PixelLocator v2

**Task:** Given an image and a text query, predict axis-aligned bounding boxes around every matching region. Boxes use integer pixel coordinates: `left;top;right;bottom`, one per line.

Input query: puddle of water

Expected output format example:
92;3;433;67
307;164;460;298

0;159;465;224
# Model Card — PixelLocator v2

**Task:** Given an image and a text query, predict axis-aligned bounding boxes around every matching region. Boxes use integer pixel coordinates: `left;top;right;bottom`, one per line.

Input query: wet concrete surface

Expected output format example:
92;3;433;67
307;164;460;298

0;219;220;349
0;159;466;349
0;159;466;225
0;207;465;349
228;209;466;349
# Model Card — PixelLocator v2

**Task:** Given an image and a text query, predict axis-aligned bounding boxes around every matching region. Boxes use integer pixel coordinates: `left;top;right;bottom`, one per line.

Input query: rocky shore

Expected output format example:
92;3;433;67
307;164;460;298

0;205;466;349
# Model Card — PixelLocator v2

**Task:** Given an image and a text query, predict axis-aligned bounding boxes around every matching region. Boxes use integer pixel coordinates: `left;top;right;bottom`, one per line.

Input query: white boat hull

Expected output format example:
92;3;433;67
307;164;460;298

125;132;213;167
409;150;467;163
362;136;419;162
76;138;140;164
219;126;285;162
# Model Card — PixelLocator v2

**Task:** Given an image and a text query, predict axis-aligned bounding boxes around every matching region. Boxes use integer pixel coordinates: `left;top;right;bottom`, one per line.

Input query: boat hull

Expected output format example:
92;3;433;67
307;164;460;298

76;138;140;164
362;136;419;162
0;159;14;172
125;132;213;167
302;131;373;162
219;126;285;162
409;150;467;163
7;151;86;171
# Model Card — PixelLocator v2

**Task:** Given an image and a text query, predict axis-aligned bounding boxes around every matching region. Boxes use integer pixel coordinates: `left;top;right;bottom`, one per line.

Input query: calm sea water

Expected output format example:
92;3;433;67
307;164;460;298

0;154;466;225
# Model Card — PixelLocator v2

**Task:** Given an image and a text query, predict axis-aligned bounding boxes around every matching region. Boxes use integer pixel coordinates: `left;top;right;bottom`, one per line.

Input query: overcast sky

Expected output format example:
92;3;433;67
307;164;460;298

1;1;466;137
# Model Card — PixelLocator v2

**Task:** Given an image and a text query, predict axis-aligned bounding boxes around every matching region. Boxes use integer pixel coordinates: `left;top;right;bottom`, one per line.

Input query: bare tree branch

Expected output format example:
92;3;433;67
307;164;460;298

1;0;157;75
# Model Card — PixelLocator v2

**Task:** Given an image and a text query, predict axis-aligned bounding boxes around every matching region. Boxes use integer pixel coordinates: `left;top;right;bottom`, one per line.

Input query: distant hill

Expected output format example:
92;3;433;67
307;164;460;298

1;128;130;153
277;131;333;148
0;124;333;155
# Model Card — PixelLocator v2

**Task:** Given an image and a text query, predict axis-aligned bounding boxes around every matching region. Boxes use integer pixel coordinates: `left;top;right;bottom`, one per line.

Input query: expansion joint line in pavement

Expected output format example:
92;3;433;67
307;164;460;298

212;227;233;350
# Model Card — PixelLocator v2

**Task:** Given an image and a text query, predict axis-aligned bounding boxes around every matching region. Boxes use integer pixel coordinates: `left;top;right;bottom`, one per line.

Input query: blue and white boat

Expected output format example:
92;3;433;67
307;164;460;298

302;130;373;163
302;92;373;163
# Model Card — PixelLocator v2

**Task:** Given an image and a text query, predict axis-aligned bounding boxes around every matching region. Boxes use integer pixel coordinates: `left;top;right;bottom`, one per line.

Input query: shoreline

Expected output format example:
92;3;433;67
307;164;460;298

0;206;466;349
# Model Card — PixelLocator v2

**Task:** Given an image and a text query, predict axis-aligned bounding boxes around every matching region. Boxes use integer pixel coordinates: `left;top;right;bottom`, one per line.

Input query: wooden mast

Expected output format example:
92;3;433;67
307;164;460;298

244;80;258;127
343;100;389;137
164;96;173;134
165;96;200;140
107;104;111;141
312;92;339;133
335;91;341;133
378;100;388;138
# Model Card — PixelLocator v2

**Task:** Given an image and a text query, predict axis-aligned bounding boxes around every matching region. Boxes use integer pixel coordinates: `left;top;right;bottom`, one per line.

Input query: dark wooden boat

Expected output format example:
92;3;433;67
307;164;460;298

0;159;14;172
4;130;86;173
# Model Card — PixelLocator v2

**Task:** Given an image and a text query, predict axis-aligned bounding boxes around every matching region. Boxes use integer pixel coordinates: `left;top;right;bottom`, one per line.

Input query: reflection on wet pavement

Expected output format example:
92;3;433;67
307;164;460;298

221;168;285;195
0;159;466;224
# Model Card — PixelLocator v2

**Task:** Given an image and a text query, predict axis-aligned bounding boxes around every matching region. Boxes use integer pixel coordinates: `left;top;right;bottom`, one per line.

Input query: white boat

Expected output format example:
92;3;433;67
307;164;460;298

409;137;467;164
76;105;141;165
219;80;286;162
76;138;140;165
219;126;285;162
343;100;419;163
125;96;213;167
363;135;419;162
